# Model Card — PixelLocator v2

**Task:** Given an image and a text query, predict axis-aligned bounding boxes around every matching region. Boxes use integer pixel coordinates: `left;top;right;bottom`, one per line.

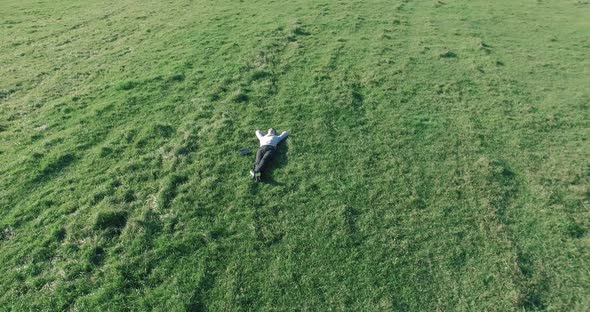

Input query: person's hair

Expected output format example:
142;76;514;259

268;128;277;135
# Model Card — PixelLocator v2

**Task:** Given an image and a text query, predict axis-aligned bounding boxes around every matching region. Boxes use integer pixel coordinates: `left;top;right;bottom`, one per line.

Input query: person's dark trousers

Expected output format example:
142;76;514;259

254;145;276;174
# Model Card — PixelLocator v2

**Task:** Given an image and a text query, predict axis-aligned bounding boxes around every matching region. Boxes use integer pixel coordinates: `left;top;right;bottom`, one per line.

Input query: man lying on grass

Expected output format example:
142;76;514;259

250;128;288;182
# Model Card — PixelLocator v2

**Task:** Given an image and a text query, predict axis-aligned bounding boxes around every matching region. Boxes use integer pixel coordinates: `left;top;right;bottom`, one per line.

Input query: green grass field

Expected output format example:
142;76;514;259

1;0;589;310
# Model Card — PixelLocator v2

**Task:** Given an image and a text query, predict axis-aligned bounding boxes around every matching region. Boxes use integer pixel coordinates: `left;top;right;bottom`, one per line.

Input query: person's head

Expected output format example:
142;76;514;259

267;128;277;135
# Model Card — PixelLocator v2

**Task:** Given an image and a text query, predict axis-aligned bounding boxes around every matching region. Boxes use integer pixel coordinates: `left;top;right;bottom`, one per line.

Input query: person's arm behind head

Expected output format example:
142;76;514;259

278;131;288;141
255;130;264;139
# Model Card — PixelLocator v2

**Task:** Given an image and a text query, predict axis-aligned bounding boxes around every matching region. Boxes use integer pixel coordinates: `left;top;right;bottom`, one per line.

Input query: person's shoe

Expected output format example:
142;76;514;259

249;170;256;180
254;172;262;182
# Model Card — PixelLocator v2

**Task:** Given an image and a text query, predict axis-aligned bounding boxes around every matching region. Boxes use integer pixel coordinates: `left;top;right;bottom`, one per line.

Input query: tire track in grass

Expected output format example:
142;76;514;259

163;21;314;308
444;1;587;308
235;21;312;247
239;1;424;308
364;1;465;309
357;0;523;309
248;1;420;307
473;157;544;309
197;12;377;307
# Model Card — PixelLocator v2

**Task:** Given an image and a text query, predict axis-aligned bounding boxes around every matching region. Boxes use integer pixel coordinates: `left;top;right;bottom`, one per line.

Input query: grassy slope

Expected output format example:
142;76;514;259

1;0;588;310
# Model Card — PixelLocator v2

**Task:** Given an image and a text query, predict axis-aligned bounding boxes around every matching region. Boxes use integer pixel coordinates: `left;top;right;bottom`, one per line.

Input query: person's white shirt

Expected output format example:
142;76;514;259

256;130;288;147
